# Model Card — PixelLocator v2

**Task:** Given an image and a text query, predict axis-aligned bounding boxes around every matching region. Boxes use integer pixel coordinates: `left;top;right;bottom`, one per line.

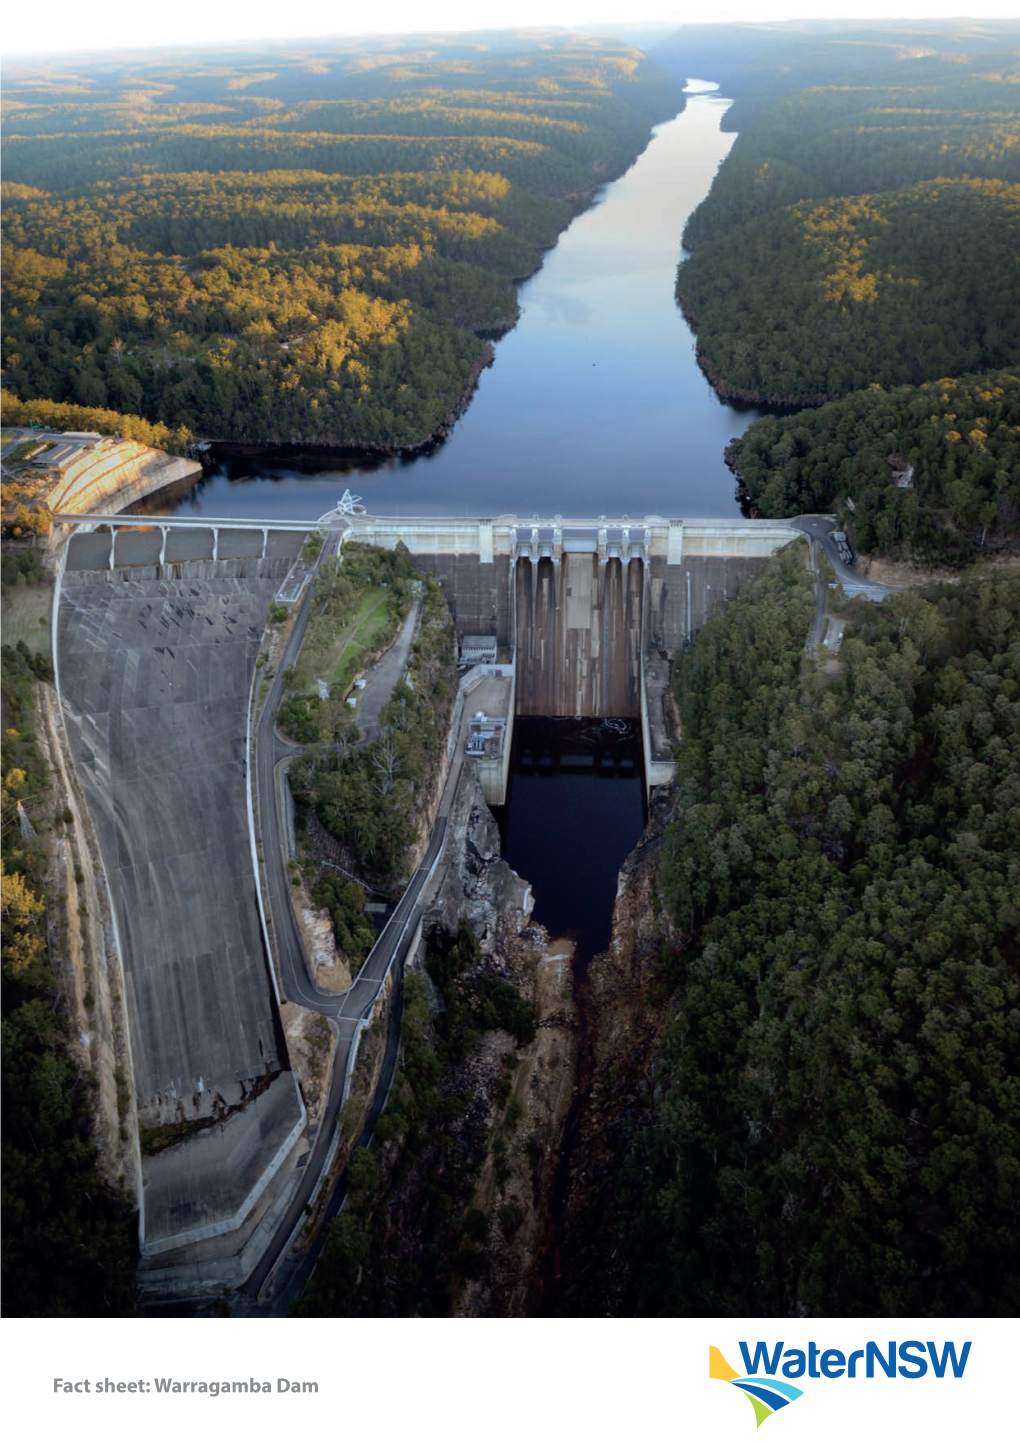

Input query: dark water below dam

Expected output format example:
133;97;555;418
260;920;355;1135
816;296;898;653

138;84;749;997
494;718;647;969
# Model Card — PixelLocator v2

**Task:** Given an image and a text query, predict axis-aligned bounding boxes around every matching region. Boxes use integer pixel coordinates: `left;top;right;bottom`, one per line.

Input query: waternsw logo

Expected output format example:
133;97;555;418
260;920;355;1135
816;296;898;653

709;1347;803;1429
710;1340;972;1430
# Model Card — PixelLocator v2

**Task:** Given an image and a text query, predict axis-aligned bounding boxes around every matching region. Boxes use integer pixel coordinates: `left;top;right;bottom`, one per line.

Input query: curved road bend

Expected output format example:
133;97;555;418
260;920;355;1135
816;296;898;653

792;515;896;655
254;533;334;1014
793;514;895;601
246;513;886;1301
254;522;438;1018
249;531;466;1299
242;763;460;1302
256;967;408;1314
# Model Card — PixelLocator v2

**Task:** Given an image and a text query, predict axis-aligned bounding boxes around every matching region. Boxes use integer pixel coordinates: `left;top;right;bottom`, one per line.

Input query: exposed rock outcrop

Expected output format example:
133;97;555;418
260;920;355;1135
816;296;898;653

541;784;681;1315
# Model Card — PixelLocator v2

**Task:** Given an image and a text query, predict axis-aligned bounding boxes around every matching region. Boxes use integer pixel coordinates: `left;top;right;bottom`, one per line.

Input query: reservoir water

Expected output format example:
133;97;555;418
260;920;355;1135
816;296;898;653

147;85;760;526
147;83;752;967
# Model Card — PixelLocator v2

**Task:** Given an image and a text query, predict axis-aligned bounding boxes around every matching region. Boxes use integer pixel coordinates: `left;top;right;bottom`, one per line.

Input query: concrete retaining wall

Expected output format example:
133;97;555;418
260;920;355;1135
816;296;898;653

61;556;298;587
46;439;202;516
349;514;802;564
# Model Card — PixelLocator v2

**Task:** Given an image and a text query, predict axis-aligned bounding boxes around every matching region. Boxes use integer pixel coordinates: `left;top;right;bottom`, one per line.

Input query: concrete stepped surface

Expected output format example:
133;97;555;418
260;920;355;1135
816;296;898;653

57;570;305;1258
46;438;202;515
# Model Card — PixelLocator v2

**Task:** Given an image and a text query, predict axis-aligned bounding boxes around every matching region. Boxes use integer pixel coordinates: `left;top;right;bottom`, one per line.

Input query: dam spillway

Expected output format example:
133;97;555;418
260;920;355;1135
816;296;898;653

55;531;310;1266
514;554;644;718
57;509;806;793
49;505;806;1280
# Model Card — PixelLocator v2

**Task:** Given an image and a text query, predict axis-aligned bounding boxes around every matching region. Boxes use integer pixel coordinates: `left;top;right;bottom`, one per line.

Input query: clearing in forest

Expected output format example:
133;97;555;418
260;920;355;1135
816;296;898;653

293;585;390;696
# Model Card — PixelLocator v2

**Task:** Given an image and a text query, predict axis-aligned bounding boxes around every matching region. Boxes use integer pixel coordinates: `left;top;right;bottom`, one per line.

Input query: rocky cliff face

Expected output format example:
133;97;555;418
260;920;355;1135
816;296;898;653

300;757;678;1316
428;768;532;943
432;773;680;1316
424;771;580;1316
543;785;680;1314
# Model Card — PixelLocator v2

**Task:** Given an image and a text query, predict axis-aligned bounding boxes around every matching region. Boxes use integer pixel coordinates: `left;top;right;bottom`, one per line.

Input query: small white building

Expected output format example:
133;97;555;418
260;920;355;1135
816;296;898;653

60;432;103;447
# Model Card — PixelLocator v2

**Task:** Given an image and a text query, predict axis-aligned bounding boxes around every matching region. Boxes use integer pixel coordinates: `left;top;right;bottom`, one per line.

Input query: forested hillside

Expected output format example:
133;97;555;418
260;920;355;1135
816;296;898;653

680;177;1019;404
729;369;1020;563
654;18;1019;131
1;593;138;1315
662;23;1020;562
676;61;1020;407
1;34;682;448
560;549;1020;1317
682;67;1020;248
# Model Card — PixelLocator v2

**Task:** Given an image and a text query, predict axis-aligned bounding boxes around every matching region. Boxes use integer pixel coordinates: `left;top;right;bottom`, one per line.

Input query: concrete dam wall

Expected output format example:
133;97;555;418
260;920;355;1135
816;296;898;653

347;513;804;782
63;524;305;577
60;510;805;795
56;548;307;1257
514;554;643;718
357;517;803;728
48;506;803;1266
354;516;803;794
408;551;513;647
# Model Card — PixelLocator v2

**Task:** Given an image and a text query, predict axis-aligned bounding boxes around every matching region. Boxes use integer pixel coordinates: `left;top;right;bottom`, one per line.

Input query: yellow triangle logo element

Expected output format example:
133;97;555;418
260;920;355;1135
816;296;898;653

709;1345;741;1382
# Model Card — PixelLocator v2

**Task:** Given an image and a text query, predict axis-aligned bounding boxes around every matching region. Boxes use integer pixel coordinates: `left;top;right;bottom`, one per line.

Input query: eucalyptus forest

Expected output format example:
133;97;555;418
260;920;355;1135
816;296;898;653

1;34;681;447
560;555;1019;1317
2;20;1019;1322
671;41;1020;560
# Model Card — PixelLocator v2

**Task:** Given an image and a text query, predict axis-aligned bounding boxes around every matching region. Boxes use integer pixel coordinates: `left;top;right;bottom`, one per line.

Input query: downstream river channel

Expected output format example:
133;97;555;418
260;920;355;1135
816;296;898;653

149;83;756;966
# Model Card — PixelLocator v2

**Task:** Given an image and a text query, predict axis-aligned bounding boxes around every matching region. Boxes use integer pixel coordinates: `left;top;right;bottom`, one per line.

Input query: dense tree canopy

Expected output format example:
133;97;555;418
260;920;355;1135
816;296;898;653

729;369;1020;563
296;922;537;1317
654;19;1020;132
0;388;192;453
565;550;1020;1316
1;34;683;449
678;177;1020;406
667;32;1020;563
1;625;137;1315
683;65;1020;248
284;544;457;890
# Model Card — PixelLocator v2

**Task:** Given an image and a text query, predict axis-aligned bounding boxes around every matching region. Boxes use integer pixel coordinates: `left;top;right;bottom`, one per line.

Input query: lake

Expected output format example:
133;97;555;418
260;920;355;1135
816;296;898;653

147;84;760;527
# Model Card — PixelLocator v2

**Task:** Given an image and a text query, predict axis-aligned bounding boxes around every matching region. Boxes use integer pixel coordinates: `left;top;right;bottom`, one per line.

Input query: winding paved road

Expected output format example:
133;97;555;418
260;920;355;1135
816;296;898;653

244;525;464;1301
239;793;456;1302
793;514;896;657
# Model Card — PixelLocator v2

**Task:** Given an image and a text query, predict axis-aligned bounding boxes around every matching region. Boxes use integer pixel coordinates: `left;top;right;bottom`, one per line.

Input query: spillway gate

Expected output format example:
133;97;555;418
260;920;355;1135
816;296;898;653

513;521;647;718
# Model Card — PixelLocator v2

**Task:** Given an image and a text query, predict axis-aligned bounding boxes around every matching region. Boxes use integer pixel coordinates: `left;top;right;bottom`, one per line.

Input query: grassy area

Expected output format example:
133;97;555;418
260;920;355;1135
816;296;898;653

294;585;389;693
2;582;52;657
331;590;391;687
4;440;46;465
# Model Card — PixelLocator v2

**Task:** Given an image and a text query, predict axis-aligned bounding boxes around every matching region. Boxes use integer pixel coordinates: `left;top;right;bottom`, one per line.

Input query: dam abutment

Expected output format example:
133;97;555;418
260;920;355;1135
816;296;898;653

49;507;802;1289
346;514;801;790
58;510;803;801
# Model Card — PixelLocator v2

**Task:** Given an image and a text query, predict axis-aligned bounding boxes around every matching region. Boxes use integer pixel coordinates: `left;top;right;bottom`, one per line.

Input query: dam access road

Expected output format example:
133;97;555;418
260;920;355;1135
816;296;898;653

55;512;479;1303
52;505;892;1301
